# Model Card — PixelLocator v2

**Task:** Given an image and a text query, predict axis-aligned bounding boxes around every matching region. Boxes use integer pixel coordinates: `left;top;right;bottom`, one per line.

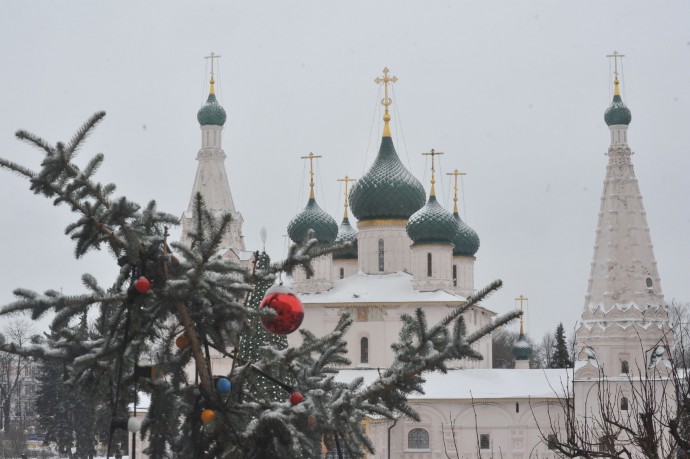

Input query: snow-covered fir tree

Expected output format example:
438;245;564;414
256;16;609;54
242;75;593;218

0;112;516;458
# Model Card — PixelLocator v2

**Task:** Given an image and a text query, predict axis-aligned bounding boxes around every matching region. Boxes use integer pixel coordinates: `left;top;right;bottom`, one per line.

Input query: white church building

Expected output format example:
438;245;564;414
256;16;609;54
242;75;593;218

137;61;671;459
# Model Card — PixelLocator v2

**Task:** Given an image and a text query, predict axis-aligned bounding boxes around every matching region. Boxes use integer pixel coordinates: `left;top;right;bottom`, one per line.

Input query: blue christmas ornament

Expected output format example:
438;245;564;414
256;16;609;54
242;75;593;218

216;377;232;395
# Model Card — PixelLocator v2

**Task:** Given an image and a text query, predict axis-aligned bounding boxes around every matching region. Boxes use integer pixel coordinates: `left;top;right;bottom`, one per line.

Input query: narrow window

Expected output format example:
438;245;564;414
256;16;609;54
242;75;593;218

339;267;344;279
427;253;432;277
646;277;653;288
360;337;369;364
480;434;490;450
408;429;429;449
621;360;629;374
306;271;311;280
515;402;519;413
378;239;384;272
621;397;629;411
452;265;457;287
547;434;557;450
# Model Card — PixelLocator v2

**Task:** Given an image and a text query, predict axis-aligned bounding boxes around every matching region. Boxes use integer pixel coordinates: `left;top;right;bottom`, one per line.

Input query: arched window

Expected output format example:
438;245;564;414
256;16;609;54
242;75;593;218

378;239;384;272
515;402;519;413
360;337;369;364
339;267;344;279
646;277;653;288
621;397;629;411
452;265;457;287
427;253;432;277
621;360;629;374
407;428;429;449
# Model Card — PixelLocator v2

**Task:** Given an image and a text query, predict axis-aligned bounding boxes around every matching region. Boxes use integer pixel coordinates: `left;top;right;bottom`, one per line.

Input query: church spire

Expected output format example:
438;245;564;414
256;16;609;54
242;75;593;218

183;54;245;254
576;59;670;376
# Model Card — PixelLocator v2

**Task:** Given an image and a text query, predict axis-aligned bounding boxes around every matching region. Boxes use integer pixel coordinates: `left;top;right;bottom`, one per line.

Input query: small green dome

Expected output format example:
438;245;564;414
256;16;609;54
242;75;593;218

513;333;533;361
604;94;631;126
406;195;458;245
287;198;338;244
349;137;425;221
452;212;480;257
197;93;227;126
333;217;358;259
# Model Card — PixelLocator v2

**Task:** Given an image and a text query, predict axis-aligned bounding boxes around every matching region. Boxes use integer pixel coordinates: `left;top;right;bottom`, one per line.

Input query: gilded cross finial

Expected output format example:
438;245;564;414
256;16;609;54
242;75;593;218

446;168;467;215
374;67;398;137
515;294;528;335
606;50;625;96
204;52;222;95
337;175;357;219
421;149;444;197
301;152;322;199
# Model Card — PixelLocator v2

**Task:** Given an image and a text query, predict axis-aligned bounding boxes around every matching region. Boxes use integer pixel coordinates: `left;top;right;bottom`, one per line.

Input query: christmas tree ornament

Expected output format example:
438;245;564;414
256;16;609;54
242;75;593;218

259;285;304;335
175;335;189;349
201;409;216;424
289;391;304;405
134;276;151;294
216;377;232;395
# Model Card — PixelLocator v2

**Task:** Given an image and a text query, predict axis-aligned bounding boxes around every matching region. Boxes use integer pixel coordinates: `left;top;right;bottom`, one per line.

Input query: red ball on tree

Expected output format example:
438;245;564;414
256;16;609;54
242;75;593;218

259;285;304;335
134;276;151;294
289;391;303;406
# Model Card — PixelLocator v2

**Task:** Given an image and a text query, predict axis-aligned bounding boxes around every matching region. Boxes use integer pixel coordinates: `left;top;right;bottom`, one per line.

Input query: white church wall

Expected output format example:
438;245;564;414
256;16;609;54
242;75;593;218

368;399;563;459
357;223;412;274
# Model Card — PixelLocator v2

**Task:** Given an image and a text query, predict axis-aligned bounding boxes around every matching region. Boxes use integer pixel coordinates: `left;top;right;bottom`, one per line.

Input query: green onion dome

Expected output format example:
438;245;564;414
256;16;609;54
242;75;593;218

287;198;338;244
452;212;480;257
349;137;425;221
333;217;358;259
406;195;459;245
197;93;227;127
513;333;533;361
604;81;631;126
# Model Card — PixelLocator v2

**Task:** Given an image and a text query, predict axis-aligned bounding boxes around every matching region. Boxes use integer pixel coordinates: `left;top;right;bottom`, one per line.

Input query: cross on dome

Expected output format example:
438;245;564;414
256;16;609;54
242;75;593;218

446;168;467;215
422;149;444;197
337;175;356;219
374;67;398;137
204;52;221;94
606;50;625;96
300;152;322;199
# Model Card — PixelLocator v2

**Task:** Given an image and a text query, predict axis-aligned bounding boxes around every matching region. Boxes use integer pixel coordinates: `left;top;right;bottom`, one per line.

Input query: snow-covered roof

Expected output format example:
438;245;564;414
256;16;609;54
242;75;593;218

299;271;468;306
334;368;571;400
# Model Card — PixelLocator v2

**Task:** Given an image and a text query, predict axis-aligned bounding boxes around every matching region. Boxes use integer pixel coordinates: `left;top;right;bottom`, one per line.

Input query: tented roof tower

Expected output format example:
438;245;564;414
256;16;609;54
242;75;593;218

181;57;246;259
575;64;671;377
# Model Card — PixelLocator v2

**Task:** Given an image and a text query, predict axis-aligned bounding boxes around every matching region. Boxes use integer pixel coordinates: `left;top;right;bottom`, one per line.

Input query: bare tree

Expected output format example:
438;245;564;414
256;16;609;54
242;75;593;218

537;333;690;459
534;332;556;369
0;320;37;431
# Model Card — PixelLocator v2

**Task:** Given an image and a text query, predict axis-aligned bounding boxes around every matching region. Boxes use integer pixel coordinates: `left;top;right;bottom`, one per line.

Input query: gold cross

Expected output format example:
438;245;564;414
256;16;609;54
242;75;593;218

337;175;357;219
204;52;221;94
301;152;322;199
446;169;467;215
374;67;398;136
606;50;625;80
515;294;528;334
422;149;444;197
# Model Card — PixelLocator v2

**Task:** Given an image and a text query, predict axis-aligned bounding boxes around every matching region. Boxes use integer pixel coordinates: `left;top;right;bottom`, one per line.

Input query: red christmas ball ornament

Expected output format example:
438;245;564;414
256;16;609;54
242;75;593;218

134;276;151;294
175;335;189;349
289;391;304;406
259;285;304;335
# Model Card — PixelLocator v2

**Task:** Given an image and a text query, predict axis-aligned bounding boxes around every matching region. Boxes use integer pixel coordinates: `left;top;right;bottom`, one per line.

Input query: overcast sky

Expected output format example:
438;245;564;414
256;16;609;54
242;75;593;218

1;1;688;342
